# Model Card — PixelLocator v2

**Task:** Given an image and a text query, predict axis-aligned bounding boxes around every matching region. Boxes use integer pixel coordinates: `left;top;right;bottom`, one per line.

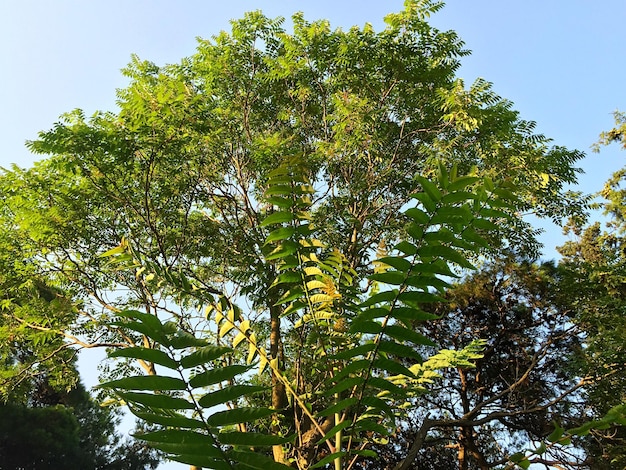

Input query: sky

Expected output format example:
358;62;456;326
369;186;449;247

1;1;625;468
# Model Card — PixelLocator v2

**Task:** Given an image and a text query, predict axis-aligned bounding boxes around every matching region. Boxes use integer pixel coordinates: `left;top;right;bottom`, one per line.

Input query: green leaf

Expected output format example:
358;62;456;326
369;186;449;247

374;357;415;377
412;260;458;277
117;310;164;334
189;364;251;388
136;431;223;459
418;245;475;269
206;407;275;426
272;271;303;286
265;226;296;244
356;307;392;322
441;191;476;204
118;391;194;409
411;192;437;214
405;275;451;292
135;429;215;445
369;271;406;285
547;424;565;443
352;449;378;458
260;211;295;227
275;286;305;305
130;410;206;429
460;226;490;248
328;360;371;384
391;305;440;322
180;345;233;369
378;340;423;361
229;449;293;470
99;375;187;391
432;205;472;223
330;343;376;360
111;320;168;346
198;385;266;408
109;347;178;369
397;290;444;304
404;207;430;224
310;452;347;469
323;376;364;396
447;176;479;192
369;377;408;396
169;331;209;349
473;218;499;230
170;455;231;470
361;290;398;307
317;397;359;417
437;162;449;189
406;223;424;241
376;256;412;272
99;244;126;258
316;421;352;445
395;240;418;255
361;396;393;417
151;442;222;457
265;240;299;261
350;319;383;334
479;207;510;219
385;325;436;346
264;195;295;209
218;431;293;446
415;176;442;202
353;417;390;435
264;184;298;197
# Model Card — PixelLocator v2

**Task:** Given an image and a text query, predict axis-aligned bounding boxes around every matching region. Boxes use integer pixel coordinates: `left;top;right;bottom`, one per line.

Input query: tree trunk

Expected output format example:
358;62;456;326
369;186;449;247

269;303;288;464
458;426;468;470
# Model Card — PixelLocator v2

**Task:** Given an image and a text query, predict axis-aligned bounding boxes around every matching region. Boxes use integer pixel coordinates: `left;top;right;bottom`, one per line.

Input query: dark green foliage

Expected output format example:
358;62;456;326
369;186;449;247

556;192;626;466
0;381;160;470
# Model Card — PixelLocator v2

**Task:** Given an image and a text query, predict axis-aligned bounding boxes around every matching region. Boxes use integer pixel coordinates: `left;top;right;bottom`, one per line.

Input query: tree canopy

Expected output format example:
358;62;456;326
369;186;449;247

1;2;622;470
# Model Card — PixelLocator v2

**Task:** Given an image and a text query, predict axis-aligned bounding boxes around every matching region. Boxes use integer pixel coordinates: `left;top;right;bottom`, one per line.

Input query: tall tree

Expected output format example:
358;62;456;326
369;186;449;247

365;258;593;469
553;111;626;468
2;0;583;383
0;374;161;470
0;1;592;468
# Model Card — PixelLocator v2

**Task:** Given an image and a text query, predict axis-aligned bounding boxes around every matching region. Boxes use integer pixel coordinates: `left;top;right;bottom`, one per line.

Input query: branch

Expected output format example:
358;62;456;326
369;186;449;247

392;417;434;470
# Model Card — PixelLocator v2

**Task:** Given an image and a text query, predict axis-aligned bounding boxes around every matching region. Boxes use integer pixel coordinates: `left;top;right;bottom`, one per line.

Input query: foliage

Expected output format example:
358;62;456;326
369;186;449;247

549;117;626;468
0;201;79;401
593;110;626;152
0;378;160;470
96;159;518;469
363;257;613;469
1;0;584;373
0;1;598;469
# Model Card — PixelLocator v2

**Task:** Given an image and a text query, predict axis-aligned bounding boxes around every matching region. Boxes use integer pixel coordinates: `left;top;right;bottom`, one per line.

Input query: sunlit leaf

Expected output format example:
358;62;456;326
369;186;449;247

189;364;251;388
198;385;266;408
109;347;178;369
206;407;275;426
99;375;187;391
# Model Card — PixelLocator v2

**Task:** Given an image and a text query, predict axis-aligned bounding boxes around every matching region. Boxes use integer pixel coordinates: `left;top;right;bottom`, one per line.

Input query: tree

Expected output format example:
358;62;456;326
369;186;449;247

96;159;513;470
364;258;595;469
593;110;626;152
2;0;583;392
0;198;80;400
0;374;161;470
551;111;626;468
0;1;593;469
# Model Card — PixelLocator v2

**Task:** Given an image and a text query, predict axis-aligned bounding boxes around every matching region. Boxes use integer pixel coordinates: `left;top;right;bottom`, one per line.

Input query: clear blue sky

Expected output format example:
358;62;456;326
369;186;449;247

2;1;625;468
